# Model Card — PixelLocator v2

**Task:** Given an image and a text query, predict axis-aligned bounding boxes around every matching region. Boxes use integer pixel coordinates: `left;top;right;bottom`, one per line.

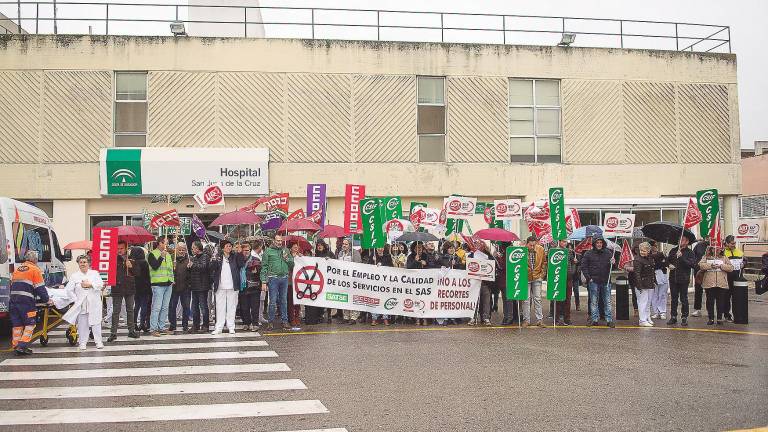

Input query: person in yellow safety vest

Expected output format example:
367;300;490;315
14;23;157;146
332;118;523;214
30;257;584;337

147;237;175;337
9;250;52;356
722;235;744;322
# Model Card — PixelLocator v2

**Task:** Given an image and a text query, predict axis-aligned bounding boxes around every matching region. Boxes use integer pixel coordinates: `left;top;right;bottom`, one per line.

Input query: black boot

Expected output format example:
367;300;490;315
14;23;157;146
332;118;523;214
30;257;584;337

107;334;117;342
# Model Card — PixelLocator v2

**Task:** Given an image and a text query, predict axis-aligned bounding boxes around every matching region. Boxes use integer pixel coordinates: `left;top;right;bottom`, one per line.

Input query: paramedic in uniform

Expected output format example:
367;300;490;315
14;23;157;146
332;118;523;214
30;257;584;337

9;250;51;356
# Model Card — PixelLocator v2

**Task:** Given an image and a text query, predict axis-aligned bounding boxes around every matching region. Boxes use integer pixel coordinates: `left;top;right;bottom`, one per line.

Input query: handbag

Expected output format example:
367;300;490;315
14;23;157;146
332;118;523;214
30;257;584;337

756;271;767;295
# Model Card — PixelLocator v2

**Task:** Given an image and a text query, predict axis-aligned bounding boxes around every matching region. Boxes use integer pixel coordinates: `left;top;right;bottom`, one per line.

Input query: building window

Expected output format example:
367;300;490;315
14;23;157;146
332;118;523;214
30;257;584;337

740;195;768;218
509;79;561;163
417;76;446;162
114;72;148;147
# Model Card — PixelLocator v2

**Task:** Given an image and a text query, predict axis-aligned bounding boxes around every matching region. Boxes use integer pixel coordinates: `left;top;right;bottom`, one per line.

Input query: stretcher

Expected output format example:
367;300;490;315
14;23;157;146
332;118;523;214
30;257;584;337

33;287;78;346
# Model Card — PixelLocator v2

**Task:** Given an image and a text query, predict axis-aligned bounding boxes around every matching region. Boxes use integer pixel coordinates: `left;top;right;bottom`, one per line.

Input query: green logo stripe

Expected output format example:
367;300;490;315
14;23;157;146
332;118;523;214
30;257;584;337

106;149;142;195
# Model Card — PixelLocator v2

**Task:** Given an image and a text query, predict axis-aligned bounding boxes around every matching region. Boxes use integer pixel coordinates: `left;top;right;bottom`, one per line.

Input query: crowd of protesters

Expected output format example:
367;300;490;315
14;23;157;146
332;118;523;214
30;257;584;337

85;227;752;346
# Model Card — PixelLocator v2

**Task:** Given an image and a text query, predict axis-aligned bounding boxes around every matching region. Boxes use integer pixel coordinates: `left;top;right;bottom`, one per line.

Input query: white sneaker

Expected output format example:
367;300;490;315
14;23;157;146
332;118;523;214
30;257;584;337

79;346;87;351
228;329;236;334
210;330;221;335
651;313;660;319
660;313;667;320
96;343;104;349
648;318;654;325
691;310;701;317
639;321;654;327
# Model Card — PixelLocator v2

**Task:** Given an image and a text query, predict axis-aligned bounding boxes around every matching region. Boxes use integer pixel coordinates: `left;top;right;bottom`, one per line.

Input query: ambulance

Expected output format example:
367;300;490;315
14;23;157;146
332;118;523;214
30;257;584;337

0;198;70;326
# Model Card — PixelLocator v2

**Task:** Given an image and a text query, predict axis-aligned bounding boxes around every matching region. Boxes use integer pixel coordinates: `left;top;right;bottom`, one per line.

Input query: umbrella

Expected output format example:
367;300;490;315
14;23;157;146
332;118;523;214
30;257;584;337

474;228;520;242
642;221;696;245
210;210;262;227
115;226;155;244
205;230;226;241
278;218;321;233
395;231;440;243
567;225;603;241
63;240;92;251
318;225;346;239
285;235;312;253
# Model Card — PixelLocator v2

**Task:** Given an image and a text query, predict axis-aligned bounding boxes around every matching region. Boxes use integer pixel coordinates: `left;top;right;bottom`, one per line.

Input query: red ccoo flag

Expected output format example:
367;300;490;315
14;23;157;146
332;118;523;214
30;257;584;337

575;237;593;254
708;217;722;249
618;240;634;270
683;197;703;229
150;209;180;229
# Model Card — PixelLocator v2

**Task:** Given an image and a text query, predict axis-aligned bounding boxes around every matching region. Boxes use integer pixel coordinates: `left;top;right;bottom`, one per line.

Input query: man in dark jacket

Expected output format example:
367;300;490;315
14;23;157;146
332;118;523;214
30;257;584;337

666;235;697;326
581;236;615;328
130;247;151;333
108;241;139;342
188;241;211;333
690;239;709;318
169;242;192;333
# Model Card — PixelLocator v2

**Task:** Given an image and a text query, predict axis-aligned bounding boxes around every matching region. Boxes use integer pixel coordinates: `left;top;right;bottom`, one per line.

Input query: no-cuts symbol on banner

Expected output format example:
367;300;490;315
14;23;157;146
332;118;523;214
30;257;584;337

294;265;325;301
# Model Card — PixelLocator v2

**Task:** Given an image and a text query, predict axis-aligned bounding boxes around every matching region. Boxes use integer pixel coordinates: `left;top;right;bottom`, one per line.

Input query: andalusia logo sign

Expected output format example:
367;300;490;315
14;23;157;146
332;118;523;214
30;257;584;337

105;149;142;195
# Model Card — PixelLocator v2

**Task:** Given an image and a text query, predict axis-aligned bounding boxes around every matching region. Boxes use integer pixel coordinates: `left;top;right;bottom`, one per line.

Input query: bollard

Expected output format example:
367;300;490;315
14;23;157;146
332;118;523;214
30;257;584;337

732;279;749;324
614;277;630;321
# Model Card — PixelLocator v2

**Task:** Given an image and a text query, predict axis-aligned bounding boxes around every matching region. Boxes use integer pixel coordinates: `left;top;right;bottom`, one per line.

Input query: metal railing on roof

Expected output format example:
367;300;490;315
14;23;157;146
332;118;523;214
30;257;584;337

0;1;732;53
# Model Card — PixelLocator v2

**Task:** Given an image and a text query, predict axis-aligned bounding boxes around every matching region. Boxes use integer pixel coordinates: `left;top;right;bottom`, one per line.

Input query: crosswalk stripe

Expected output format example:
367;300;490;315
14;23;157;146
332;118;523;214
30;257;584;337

0;379;307;400
35;340;269;353
2;350;278;366
0;363;291;381
274;429;349;432
0;400;329;425
43;332;262;341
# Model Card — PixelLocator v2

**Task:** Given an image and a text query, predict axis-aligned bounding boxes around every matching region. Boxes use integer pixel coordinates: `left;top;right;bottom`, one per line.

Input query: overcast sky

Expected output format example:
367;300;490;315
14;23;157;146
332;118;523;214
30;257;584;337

5;0;765;149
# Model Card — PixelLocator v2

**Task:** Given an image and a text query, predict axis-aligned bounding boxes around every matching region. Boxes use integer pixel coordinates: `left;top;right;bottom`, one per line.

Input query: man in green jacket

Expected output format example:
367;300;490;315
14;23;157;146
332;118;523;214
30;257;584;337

261;234;294;330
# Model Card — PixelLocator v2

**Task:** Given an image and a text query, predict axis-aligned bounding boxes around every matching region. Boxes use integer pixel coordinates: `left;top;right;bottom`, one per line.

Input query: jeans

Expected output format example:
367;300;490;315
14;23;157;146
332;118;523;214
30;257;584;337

477;283;492;321
239;290;261;326
521;280;543;323
371;313;390;321
168;290;191;330
588;281;613;323
150;285;172;332
267;276;289;323
669;281;690;318
111;294;135;335
191;290;210;330
134;292;151;330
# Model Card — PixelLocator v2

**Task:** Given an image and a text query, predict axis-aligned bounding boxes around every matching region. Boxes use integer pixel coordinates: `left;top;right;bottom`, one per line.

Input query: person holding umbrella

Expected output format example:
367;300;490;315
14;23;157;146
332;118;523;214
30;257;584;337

666;236;697;327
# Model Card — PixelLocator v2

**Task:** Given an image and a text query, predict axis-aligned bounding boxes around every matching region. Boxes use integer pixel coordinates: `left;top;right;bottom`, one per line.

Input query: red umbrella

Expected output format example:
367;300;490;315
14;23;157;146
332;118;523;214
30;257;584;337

474;228;520;242
210;210;263;227
278;218;321;233
116;226;156;244
63;240;92;251
285;235;312;253
318;225;346;239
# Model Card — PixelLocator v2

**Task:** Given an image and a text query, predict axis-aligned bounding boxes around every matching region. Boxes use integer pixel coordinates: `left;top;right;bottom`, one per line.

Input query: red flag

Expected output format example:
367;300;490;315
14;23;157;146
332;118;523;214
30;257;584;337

287;209;305;221
683;197;703;229
575;237;593;254
461;234;477;252
150;209;180;228
91;228;118;286
409;208;425;230
240;193;289;213
307;208;323;224
618;240;634;270
570;208;582;230
708;217;722;248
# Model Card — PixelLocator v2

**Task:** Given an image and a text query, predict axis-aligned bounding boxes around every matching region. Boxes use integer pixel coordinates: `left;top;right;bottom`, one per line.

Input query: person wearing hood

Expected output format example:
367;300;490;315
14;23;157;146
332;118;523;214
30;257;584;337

625;242;656;327
130;247;152;333
580;235;615;328
666;235;697;326
188;241;211;333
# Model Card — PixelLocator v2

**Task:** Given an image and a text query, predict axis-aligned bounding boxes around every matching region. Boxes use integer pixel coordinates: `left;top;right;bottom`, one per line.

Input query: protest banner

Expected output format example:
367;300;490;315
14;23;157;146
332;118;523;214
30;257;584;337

696;189;720;238
419;208;441;228
546;248;568;302
549;188;566;241
292;257;481;318
360;198;386;249
306;184;327;227
193;185;225;210
735;220;761;241
444;196;476;220
603;213;636;237
466;257;496;281
91;227;118;286
150;209;181;229
505;246;529;301
344;184;365;235
144;210;191;236
494;199;522;220
475;202;492;215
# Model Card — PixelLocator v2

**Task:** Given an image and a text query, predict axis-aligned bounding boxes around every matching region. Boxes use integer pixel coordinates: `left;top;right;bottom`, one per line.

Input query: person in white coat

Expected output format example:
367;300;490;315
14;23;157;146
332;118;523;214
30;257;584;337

63;255;105;350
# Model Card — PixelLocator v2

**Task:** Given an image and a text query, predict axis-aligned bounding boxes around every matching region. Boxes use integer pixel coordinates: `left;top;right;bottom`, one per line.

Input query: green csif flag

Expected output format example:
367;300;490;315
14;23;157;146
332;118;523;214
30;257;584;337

505;246;529;301
361;198;386;249
549;187;567;241
445;218;465;236
546;248;568;301
383;196;403;221
696;189;720;238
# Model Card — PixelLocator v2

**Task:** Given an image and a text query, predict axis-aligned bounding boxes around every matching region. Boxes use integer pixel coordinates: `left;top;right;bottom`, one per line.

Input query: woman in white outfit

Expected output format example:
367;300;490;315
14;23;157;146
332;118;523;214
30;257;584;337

626;242;656;327
63;255;105;350
211;240;245;335
649;241;669;320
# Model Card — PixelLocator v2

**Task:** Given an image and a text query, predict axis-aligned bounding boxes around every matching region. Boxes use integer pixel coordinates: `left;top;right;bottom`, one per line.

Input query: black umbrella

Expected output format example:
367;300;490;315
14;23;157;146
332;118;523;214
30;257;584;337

95;220;125;228
206;230;225;241
395;231;440;243
641;222;695;245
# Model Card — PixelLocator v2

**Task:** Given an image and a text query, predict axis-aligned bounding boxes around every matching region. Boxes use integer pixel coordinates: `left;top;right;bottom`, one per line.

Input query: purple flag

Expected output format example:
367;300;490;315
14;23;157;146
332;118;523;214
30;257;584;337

191;215;206;238
261;210;286;231
306;184;327;227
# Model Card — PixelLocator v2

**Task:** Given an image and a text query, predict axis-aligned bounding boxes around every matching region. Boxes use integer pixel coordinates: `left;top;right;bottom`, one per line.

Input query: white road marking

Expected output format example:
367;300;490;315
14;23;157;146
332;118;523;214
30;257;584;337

36;340;268;353
45;330;261;339
0;363;290;381
0;379;307;400
2;350;278;366
274;429;349;432
0;400;329;425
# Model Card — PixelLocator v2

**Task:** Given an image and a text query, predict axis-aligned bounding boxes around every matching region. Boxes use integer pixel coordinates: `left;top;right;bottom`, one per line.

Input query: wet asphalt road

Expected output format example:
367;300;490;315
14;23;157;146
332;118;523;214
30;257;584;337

0;292;766;432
